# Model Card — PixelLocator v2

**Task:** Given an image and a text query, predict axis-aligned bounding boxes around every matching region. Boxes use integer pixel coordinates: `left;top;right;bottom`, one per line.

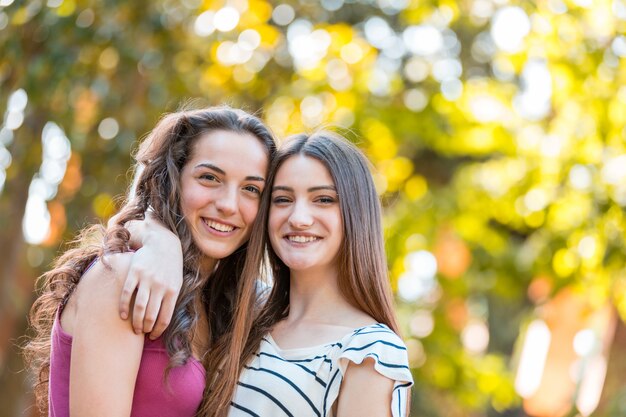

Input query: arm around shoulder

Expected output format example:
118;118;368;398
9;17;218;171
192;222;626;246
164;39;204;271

68;253;145;417
118;212;183;338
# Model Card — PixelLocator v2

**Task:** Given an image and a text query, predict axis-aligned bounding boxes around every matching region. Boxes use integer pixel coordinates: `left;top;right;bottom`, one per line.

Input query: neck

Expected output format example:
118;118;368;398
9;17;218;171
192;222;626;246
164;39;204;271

286;267;354;323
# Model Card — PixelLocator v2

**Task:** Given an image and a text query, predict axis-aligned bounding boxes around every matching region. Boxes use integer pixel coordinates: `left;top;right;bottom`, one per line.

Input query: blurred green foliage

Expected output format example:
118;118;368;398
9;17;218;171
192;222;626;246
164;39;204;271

1;0;625;416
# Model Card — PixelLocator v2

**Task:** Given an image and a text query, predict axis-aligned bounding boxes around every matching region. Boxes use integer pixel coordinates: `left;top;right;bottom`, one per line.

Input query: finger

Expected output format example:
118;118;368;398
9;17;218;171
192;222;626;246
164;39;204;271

149;293;177;340
132;288;150;334
119;275;139;320
142;292;163;335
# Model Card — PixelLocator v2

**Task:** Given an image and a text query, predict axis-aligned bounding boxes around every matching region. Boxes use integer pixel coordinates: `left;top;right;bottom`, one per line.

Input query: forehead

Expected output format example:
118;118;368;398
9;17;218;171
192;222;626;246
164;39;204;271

189;129;269;171
274;154;334;186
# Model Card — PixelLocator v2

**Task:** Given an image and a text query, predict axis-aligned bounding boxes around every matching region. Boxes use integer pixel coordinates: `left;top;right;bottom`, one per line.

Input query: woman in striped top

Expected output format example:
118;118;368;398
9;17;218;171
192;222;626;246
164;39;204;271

204;131;413;416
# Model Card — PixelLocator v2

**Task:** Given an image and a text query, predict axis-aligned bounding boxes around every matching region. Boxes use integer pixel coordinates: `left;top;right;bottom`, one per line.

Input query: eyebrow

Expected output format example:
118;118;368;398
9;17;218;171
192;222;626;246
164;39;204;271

195;163;265;182
272;185;337;192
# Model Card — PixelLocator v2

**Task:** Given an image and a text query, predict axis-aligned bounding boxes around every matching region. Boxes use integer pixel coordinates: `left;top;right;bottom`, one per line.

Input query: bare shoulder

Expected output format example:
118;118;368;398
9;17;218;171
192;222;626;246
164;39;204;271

347;311;378;328
75;252;134;297
62;252;135;334
336;307;378;330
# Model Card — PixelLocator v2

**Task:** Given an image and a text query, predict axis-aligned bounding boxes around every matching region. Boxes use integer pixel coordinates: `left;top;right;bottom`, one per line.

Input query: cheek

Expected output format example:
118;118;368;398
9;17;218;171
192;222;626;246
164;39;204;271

180;185;204;214
268;219;283;256
239;198;261;227
332;212;344;242
179;190;196;218
267;210;284;246
267;208;283;235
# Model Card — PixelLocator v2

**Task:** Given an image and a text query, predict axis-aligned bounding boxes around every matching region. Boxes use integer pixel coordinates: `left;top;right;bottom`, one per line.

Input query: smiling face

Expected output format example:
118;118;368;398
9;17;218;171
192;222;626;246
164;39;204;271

180;129;269;263
268;154;343;274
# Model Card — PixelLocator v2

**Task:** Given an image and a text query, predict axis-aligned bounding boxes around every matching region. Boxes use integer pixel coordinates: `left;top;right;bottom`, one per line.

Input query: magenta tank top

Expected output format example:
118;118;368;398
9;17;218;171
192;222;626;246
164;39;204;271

48;309;205;417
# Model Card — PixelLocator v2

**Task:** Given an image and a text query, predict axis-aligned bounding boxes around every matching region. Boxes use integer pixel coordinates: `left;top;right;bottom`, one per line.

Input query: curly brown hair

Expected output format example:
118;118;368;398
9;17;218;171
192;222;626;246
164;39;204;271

23;106;276;415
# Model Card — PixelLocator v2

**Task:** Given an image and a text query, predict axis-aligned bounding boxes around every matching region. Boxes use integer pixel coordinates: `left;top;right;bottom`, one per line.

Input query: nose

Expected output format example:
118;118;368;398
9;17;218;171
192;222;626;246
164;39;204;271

288;200;313;229
215;185;238;216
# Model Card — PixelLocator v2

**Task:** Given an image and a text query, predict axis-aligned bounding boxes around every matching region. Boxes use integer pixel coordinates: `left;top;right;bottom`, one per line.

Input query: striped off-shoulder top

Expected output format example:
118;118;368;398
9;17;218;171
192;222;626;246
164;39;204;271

229;323;414;417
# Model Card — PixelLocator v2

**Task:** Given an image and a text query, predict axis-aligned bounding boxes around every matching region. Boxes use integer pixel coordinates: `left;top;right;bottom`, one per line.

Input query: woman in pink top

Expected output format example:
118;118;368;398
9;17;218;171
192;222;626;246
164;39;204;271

24;106;276;417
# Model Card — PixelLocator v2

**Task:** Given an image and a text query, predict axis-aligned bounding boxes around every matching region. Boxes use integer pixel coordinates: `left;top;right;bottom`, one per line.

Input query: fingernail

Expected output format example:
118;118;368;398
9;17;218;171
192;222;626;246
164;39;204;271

121;312;128;320
135;329;142;334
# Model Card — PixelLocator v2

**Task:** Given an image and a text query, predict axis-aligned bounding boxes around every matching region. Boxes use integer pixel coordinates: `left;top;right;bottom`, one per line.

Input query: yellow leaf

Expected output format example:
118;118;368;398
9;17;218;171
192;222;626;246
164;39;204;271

57;0;76;17
552;248;579;278
405;175;428;201
256;24;282;47
362;119;397;160
92;193;116;219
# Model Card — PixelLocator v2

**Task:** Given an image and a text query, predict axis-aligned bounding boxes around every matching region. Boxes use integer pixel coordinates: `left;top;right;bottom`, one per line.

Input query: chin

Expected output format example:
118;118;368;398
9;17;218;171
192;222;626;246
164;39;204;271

283;258;317;271
196;243;232;260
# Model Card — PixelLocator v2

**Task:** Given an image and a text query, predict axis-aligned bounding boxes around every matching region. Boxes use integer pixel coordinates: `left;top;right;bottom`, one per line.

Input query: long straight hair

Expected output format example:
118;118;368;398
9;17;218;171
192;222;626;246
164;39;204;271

201;130;399;416
24;106;276;415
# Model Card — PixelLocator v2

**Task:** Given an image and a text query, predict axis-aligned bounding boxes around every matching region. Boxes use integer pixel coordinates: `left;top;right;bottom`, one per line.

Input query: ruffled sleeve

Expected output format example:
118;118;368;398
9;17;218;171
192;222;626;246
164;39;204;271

324;324;414;417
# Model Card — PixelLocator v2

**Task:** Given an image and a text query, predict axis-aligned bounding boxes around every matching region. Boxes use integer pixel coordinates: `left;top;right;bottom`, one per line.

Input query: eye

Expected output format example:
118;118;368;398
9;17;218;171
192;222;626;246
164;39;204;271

199;173;219;182
315;195;337;204
272;195;292;204
244;184;262;195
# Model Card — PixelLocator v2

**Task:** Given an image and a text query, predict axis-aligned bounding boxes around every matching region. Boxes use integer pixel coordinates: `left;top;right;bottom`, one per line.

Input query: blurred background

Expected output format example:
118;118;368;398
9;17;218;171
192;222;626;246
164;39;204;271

1;0;626;416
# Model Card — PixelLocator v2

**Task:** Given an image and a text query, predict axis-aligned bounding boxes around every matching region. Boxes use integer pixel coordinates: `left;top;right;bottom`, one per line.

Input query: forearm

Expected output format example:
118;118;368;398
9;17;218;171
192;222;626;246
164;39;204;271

118;211;183;337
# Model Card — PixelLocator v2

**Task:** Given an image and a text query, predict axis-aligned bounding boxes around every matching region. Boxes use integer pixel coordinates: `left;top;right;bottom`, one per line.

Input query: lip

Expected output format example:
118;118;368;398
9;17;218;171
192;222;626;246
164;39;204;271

283;232;319;238
201;217;240;236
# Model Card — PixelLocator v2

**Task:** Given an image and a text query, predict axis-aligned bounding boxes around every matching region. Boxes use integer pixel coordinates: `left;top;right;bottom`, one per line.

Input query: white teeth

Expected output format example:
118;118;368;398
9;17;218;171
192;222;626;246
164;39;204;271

204;219;235;232
288;235;318;243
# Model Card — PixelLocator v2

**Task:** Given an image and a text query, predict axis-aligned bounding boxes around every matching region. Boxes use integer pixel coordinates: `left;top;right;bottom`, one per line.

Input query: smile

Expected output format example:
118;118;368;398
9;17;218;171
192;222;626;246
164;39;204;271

286;235;319;243
202;218;236;233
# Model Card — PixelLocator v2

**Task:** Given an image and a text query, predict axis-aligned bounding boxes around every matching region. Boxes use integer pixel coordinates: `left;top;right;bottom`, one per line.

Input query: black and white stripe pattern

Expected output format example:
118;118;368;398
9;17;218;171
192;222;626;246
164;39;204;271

230;324;413;417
